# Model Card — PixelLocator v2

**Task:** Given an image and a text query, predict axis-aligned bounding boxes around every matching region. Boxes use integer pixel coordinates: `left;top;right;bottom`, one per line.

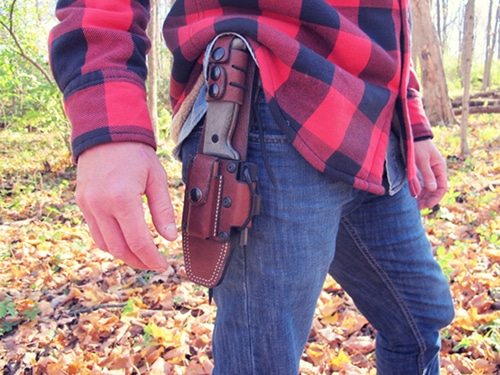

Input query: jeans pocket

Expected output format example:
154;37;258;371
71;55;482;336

248;91;290;144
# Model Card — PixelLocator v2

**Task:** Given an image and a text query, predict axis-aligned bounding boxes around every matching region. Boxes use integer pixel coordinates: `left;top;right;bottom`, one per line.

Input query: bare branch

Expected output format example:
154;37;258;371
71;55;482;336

0;0;53;84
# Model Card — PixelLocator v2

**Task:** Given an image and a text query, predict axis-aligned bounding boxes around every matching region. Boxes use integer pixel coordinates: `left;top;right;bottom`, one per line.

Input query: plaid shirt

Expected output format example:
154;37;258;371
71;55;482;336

49;0;432;196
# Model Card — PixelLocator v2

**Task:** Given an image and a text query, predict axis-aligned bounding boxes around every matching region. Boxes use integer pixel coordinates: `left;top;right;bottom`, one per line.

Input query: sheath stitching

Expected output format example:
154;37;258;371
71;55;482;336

213;176;224;238
184;230;229;286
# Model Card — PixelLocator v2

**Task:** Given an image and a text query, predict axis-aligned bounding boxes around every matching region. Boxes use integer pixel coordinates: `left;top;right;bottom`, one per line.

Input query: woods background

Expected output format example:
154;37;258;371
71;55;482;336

1;0;499;148
1;1;500;374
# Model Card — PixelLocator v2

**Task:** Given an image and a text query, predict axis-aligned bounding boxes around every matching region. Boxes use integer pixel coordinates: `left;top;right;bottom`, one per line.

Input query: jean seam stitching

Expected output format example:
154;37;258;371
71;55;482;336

340;217;427;372
242;244;256;375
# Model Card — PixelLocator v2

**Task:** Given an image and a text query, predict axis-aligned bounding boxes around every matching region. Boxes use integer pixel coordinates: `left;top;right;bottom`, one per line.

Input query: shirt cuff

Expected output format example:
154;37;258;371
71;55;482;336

64;80;156;161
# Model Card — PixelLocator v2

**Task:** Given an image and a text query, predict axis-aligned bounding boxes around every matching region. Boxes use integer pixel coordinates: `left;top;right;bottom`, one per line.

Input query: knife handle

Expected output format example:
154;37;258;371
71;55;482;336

203;36;251;159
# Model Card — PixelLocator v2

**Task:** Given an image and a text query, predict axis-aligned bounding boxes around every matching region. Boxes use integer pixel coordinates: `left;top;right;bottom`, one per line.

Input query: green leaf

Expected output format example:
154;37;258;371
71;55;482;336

0;298;17;319
121;299;137;316
0;320;21;336
21;305;41;321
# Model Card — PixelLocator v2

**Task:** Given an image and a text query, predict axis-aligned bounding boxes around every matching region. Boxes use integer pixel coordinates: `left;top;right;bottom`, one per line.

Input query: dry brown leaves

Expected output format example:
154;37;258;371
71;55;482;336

1;118;499;374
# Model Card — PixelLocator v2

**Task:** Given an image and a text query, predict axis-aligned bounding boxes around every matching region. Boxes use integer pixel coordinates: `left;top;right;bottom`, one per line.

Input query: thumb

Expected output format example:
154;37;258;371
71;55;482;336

146;161;178;241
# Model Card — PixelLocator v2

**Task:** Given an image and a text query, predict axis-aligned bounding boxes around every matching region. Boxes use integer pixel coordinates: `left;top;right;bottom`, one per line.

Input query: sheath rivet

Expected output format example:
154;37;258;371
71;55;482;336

212;47;225;61
189;187;203;203
226;162;237;173
222;197;232;208
219;232;229;242
210;66;222;80
208;83;220;98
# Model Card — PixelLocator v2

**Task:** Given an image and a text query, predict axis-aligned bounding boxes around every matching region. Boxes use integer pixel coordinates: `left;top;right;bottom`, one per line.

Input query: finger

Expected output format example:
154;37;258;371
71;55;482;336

84;212;108;251
113;198;169;271
97;215;152;270
79;187;154;270
146;167;178;241
418;158;448;209
418;162;437;192
431;158;448;195
417;178;446;209
417;189;439;210
75;192;109;250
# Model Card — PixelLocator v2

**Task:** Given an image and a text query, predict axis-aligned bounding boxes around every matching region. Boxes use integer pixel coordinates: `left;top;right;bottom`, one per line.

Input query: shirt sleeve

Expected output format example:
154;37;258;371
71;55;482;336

407;65;434;141
48;0;156;161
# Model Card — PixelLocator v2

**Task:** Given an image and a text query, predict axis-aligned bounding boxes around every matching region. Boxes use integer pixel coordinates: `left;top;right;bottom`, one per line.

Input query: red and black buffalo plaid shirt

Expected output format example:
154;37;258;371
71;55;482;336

49;0;432;196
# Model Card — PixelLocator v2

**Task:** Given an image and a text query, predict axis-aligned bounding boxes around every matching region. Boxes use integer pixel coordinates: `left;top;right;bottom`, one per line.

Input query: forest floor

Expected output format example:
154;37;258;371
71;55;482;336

0;115;499;375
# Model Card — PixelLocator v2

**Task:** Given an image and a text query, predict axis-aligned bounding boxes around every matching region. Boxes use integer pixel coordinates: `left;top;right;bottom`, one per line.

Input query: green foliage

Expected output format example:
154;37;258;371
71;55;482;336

121;298;138;316
0;298;17;319
443;54;500;96
142;322;160;347
158;107;173;139
0;0;70;151
453;323;500;354
0;297;40;336
435;245;454;280
0;320;20;336
21;304;41;321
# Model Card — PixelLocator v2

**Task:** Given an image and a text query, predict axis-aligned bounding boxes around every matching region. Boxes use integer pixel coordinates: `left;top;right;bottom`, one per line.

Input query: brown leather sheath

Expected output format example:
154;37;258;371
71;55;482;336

181;35;260;288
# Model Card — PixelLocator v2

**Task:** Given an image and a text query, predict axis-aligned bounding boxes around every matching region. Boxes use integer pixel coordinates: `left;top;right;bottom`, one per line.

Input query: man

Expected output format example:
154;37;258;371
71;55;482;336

49;1;454;374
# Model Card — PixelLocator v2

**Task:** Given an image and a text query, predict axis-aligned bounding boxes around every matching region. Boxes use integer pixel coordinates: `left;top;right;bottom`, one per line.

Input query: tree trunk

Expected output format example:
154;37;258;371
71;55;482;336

147;0;159;141
482;0;499;91
442;0;451;52
497;4;500;60
411;0;455;126
497;2;500;60
452;90;500;115
436;0;442;43
461;0;475;157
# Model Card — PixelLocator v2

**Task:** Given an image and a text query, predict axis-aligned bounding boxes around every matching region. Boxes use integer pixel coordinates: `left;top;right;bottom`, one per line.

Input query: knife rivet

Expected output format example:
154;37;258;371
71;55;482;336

212;47;225;61
211;134;219;143
226;162;237;173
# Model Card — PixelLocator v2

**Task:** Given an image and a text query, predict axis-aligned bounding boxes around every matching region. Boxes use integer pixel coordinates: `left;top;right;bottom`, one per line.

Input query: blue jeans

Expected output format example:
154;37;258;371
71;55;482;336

180;95;454;375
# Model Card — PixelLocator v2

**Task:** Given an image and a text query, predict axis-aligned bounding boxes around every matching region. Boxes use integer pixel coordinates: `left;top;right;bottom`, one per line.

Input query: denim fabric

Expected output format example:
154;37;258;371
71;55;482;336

384;130;407;195
179;94;454;375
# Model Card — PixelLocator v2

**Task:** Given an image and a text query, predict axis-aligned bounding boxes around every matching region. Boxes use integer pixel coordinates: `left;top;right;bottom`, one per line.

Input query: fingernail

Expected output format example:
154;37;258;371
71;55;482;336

165;224;178;240
427;182;437;191
157;258;169;272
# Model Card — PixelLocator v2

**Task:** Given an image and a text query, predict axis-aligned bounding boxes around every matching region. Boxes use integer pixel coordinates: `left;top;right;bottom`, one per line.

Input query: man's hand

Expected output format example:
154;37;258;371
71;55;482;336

414;139;448;209
76;142;178;271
